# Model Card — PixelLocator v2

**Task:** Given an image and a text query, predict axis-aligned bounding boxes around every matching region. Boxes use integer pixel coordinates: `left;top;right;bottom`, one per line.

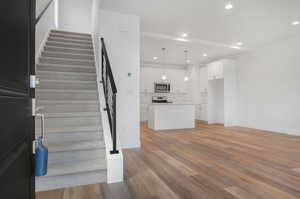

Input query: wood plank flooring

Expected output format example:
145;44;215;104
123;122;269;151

37;121;300;199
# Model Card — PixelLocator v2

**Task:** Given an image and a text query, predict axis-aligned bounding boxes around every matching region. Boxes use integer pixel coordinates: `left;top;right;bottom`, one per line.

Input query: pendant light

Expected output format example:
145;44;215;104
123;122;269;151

184;50;189;82
161;48;167;81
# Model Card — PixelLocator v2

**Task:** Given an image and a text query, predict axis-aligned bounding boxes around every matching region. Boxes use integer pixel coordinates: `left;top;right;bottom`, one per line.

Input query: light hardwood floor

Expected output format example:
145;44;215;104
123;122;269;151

37;121;300;199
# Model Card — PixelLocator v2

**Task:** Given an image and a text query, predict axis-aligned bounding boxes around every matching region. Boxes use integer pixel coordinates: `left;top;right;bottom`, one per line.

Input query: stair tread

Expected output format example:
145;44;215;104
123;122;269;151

51;30;91;37
44;112;100;118
35;170;106;192
37;88;97;92
39;79;96;84
46;41;93;47
47;40;93;46
40;56;95;63
46;131;102;139
47;148;106;164
44;46;93;53
38;80;97;90
39;130;103;144
49;32;92;39
48;37;92;42
47;140;105;152
42;51;94;59
47;158;106;177
38;100;98;104
37;71;96;76
37;70;97;76
37;63;95;69
38;126;102;134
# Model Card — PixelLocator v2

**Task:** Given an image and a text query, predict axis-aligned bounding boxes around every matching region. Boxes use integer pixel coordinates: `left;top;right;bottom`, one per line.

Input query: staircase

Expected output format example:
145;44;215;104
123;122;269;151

35;30;106;192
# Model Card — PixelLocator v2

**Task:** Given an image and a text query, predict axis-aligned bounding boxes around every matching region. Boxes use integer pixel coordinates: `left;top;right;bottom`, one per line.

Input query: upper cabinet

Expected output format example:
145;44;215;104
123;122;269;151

207;61;224;80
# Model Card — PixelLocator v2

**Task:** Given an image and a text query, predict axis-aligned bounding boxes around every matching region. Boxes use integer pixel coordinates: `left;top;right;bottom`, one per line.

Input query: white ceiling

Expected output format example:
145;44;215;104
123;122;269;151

101;0;300;65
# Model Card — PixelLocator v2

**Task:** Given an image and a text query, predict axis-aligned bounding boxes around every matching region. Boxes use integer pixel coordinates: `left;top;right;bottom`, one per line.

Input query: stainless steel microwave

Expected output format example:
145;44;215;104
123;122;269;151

154;83;171;93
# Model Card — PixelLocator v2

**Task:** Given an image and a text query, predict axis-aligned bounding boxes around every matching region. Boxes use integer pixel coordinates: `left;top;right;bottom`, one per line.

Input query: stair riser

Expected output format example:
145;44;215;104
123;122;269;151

48;149;105;164
48;37;92;45
37;103;99;113
47;141;105;153
51;30;91;37
44;132;103;144
47;159;106;177
39;57;95;66
36;133;103;144
46;42;93;50
36;170;106;192
36;126;101;135
37;72;96;81
41;52;94;60
49;33;92;41
38;81;97;90
35;116;101;129
37;133;103;145
36;91;98;101
44;46;93;55
37;65;96;73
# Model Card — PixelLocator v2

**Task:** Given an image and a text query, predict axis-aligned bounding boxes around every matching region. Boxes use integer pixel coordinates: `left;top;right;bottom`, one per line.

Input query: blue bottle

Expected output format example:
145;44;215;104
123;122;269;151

35;138;48;176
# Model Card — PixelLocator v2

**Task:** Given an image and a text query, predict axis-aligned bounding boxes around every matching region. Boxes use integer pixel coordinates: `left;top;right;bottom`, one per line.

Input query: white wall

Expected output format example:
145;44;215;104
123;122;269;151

237;34;300;135
36;0;56;59
208;79;224;124
99;10;140;148
91;0;102;69
58;0;93;33
224;60;238;127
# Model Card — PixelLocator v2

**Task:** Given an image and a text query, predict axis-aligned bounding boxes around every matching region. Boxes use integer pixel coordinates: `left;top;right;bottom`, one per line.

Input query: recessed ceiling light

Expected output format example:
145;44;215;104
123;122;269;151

203;53;208;57
184;76;189;81
236;42;243;46
230;45;241;49
153;57;158;60
162;75;167;80
225;2;233;10
181;33;188;37
186;60;191;63
292;21;299;26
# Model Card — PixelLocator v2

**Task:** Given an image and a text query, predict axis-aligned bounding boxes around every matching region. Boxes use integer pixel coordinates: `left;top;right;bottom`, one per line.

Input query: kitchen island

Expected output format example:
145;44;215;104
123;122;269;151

148;104;195;130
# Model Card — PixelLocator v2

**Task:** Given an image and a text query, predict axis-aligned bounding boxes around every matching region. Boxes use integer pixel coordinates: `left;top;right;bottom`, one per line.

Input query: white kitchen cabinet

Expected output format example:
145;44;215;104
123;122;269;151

207;61;224;80
215;62;224;79
207;63;214;80
207;59;238;126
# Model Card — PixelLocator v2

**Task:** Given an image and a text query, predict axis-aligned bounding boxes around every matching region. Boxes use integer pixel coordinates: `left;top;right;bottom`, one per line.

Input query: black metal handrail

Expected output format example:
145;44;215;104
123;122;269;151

35;0;54;25
101;38;118;154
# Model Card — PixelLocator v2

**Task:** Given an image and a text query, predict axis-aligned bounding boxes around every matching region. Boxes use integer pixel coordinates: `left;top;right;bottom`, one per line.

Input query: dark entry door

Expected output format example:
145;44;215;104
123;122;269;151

0;0;35;198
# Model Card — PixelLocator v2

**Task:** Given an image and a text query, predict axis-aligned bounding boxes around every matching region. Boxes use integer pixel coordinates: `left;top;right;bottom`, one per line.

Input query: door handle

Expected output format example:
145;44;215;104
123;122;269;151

36;113;45;141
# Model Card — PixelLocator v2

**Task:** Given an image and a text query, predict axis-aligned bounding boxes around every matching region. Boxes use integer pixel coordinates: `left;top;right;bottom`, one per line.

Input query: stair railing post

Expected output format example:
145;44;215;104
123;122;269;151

110;93;118;154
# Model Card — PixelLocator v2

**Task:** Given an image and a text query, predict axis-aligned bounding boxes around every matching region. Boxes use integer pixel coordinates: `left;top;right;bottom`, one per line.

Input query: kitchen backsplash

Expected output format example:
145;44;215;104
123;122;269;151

140;92;193;105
